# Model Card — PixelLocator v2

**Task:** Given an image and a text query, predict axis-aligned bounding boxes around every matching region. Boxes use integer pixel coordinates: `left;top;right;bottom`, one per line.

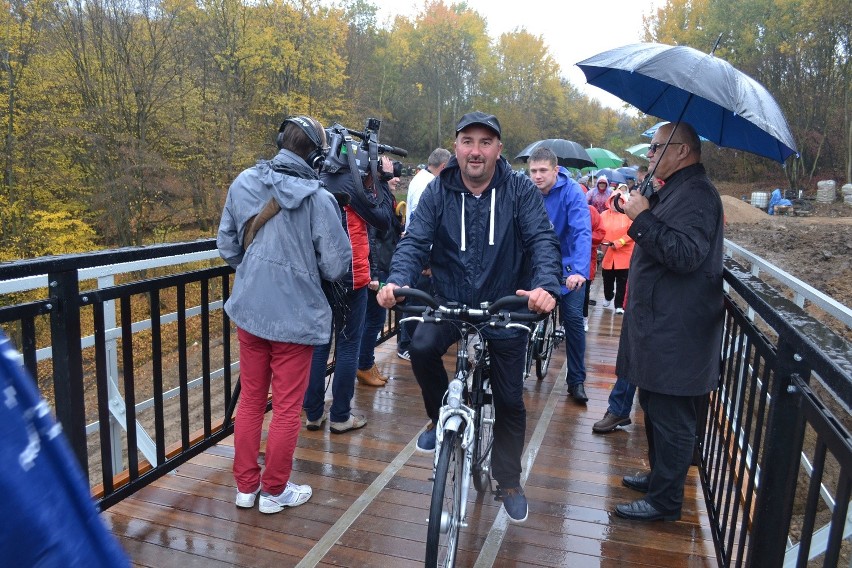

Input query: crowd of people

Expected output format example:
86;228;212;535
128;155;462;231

216;112;725;526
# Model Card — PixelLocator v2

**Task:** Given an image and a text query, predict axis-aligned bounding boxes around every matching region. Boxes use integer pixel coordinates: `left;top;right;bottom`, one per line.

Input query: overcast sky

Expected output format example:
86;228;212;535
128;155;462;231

371;0;668;110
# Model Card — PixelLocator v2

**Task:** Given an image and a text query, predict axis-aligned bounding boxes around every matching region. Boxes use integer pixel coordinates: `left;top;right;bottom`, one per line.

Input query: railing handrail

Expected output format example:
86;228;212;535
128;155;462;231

724;238;852;329
0;239;217;281
0;249;222;295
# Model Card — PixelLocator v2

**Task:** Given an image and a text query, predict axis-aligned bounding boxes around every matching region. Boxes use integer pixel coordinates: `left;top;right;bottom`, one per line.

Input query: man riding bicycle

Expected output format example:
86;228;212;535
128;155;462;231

377;112;561;523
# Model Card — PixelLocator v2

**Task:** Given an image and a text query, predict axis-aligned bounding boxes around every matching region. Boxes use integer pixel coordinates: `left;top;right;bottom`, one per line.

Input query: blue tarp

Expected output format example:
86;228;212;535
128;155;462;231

768;188;793;215
0;332;130;568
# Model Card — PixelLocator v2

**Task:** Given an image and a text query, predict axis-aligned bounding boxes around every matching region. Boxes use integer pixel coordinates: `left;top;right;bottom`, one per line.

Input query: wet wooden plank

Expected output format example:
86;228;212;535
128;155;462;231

103;303;717;567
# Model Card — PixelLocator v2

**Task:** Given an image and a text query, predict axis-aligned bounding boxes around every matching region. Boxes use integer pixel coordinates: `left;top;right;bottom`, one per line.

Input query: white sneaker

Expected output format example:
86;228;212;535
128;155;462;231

615;307;624;315
235;485;261;508
583;317;589;332
258;481;312;513
602;299;612;307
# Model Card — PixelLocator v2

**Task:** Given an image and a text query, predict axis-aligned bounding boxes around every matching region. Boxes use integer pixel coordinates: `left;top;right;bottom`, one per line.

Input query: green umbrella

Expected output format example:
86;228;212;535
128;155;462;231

625;143;650;160
586;147;623;169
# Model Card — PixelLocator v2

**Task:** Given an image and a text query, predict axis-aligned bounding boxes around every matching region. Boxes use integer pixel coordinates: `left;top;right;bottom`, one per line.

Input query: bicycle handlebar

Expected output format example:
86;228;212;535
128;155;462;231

392;288;547;324
392;287;440;311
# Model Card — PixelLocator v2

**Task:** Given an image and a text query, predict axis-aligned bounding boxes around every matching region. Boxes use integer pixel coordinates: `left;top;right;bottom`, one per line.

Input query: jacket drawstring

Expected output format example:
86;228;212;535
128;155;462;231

460;189;496;250
460;193;466;251
489;187;496;245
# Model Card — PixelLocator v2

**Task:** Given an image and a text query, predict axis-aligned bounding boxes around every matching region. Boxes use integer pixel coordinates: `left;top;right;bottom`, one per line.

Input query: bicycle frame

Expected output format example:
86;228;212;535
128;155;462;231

393;290;543;567
433;322;479;526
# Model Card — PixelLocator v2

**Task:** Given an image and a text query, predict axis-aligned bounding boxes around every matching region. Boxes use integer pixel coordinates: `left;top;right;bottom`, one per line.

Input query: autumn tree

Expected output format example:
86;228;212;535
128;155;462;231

645;0;851;187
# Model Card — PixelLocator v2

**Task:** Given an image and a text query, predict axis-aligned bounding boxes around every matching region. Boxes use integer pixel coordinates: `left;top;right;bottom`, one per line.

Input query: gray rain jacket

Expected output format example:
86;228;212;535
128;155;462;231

387;155;562;338
217;149;352;345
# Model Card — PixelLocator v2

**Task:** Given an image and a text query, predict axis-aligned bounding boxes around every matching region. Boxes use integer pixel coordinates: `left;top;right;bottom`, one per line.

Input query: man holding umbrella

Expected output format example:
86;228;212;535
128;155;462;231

615;122;724;522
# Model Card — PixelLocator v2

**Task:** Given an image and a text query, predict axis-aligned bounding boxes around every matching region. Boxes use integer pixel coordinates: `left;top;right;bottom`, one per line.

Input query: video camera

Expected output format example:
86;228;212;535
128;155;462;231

322;118;407;183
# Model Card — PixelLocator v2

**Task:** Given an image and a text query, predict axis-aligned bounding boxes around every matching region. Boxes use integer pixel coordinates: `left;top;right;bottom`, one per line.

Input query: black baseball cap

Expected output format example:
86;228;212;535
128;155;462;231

455;111;501;139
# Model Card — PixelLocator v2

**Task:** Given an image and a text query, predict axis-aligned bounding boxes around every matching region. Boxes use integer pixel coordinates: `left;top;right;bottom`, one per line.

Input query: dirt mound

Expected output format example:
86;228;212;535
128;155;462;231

722;195;770;224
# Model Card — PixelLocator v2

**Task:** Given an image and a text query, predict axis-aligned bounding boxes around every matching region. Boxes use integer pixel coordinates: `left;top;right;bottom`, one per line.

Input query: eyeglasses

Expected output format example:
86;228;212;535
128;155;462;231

647;142;684;154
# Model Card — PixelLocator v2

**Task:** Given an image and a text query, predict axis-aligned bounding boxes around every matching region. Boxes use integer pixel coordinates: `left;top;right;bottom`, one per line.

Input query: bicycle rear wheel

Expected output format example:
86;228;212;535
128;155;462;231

535;313;554;380
426;429;464;567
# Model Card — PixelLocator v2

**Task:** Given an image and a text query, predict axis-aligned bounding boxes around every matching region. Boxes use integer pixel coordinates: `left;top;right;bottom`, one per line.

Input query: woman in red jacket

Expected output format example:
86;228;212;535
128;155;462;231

584;204;606;331
599;189;634;314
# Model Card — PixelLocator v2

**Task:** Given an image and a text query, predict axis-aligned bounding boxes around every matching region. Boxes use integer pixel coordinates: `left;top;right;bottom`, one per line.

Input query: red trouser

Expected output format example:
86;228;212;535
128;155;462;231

233;328;313;495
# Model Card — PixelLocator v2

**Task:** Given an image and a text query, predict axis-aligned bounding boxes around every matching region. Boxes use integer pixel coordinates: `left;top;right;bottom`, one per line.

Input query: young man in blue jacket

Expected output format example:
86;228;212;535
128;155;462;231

528;147;592;403
377;112;562;523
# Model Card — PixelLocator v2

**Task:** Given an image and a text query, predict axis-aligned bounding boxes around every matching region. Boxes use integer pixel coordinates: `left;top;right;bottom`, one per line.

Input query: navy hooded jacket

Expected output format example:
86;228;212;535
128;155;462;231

387;155;562;336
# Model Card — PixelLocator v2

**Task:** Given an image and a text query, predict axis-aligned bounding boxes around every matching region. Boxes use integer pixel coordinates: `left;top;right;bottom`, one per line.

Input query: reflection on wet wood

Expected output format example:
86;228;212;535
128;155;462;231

103;302;717;567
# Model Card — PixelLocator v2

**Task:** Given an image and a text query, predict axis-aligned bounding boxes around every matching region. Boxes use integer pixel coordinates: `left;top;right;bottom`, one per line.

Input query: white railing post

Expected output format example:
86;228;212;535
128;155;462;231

99;275;159;469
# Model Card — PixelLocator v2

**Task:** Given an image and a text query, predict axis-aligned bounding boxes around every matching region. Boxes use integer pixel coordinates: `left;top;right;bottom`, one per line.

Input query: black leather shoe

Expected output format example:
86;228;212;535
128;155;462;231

614;499;680;522
622;472;651;493
568;383;588;403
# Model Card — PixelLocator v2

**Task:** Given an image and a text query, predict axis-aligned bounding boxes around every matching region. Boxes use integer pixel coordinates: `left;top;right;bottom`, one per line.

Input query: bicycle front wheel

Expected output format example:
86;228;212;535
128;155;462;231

523;333;535;379
471;363;494;493
535;313;555;380
426;429;464;567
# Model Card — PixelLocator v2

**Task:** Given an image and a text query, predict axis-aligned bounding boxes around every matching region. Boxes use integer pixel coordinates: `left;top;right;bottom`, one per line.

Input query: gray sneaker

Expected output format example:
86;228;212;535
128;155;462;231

258;481;312;514
305;411;328;431
329;414;367;434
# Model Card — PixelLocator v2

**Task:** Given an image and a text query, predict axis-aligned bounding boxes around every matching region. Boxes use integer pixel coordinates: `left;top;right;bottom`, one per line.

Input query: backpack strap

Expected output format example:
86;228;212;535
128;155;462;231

243;198;281;251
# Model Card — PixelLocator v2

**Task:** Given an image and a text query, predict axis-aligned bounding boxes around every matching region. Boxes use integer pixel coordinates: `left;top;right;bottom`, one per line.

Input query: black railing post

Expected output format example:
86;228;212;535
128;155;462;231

48;269;89;474
747;335;810;567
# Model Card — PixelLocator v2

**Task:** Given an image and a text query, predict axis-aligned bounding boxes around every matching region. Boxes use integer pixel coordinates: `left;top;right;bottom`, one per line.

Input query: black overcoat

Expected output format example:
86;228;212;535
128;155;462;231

615;163;724;396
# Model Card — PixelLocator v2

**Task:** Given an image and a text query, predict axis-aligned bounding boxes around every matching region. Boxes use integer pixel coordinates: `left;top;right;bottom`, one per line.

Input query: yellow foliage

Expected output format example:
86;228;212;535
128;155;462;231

31;211;99;256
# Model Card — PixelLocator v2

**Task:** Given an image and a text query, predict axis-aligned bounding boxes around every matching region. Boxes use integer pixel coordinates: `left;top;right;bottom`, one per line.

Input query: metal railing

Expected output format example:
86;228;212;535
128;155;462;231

702;253;852;567
0;240;399;510
1;238;851;567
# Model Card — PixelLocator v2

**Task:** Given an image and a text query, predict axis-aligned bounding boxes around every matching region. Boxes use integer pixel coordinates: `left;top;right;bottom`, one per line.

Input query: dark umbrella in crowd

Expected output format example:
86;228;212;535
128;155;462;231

577;41;797;164
515;139;597;170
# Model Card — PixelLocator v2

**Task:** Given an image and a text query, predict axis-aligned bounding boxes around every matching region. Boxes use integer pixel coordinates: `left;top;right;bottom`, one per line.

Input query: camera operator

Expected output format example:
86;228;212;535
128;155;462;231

356;156;404;387
217;115;351;514
303;127;396;434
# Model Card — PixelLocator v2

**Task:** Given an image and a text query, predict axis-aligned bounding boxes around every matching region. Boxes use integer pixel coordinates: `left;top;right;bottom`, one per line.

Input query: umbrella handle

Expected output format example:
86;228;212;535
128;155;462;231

613;177;655;213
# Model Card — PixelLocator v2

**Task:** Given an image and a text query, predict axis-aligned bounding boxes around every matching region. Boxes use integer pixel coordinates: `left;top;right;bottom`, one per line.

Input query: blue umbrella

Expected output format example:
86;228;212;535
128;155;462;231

594;168;627;184
577;42;797;163
642;121;709;142
617;166;639;180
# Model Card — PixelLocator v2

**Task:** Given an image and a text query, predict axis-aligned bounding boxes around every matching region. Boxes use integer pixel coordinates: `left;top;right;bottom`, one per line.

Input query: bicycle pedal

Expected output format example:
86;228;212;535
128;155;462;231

553;329;565;341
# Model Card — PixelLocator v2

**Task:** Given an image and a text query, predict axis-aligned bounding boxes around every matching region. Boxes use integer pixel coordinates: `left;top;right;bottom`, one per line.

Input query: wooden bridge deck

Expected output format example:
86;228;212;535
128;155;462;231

102;295;716;567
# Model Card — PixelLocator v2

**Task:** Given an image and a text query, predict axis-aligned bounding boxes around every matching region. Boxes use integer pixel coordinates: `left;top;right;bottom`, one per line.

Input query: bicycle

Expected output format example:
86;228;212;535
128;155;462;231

523;303;564;381
393;289;543;567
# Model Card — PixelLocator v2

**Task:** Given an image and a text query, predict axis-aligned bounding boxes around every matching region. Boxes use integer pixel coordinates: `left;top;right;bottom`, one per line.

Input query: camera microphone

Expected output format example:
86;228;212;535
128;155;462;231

377;143;408;157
